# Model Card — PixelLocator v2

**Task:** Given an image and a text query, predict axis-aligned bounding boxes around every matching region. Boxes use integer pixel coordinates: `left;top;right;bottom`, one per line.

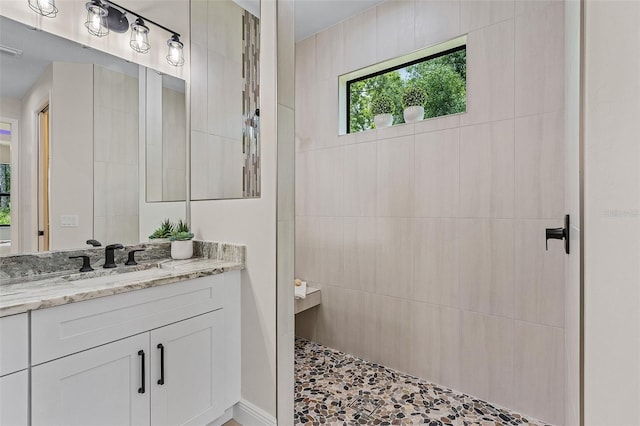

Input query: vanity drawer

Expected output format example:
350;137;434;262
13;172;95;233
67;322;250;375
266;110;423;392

0;313;28;376
31;274;225;365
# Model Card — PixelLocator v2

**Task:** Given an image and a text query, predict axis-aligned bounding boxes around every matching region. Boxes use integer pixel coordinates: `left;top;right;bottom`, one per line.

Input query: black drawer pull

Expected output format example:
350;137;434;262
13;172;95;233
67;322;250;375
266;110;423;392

138;350;145;394
157;344;165;385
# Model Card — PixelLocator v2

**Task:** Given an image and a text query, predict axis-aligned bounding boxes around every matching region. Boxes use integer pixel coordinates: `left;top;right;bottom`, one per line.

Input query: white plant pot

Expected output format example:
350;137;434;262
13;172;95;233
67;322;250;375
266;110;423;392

403;106;424;123
374;113;393;128
171;240;193;260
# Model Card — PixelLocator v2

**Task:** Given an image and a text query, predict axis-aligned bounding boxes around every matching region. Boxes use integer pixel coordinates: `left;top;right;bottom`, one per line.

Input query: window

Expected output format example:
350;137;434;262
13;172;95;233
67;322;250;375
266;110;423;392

342;38;467;134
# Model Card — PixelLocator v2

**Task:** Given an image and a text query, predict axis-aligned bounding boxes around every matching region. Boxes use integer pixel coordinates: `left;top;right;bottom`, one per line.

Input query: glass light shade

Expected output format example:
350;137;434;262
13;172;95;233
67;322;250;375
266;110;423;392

166;35;184;67
28;0;58;17
84;1;108;37
130;19;150;54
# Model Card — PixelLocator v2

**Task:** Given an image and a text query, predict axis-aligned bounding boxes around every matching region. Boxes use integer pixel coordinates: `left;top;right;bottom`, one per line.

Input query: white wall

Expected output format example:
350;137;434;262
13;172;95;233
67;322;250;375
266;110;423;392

583;1;640;424
19;64;52;252
190;0;278;417
295;1;567;424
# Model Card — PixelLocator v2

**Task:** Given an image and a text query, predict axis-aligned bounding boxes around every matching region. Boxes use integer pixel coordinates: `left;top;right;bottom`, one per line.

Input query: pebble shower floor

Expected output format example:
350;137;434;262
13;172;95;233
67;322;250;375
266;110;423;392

294;337;551;425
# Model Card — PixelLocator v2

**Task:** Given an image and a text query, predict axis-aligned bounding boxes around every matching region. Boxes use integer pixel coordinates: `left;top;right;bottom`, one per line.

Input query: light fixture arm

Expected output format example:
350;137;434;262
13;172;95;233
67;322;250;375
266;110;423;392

101;0;180;38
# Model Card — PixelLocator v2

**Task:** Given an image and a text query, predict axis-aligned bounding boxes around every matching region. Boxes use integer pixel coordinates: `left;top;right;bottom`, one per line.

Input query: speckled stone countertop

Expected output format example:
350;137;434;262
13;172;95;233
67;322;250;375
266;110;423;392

0;241;245;317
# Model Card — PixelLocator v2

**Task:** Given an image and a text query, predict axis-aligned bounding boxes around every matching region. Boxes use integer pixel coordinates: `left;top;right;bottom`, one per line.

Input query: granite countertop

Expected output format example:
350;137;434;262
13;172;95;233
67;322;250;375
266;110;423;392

0;256;244;317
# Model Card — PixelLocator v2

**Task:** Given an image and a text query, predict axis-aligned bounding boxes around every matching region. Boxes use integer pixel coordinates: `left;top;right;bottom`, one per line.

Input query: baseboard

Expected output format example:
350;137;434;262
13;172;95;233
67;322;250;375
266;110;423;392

233;399;277;426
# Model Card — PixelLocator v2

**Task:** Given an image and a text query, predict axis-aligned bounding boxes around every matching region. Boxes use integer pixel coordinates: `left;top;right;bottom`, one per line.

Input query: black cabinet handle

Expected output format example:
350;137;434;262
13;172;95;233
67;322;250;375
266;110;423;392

138;350;145;394
545;214;570;254
157;344;165;385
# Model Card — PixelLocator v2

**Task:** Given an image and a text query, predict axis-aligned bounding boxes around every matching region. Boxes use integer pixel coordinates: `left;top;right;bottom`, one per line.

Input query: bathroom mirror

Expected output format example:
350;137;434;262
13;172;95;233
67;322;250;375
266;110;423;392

0;15;187;254
145;71;187;202
190;0;260;200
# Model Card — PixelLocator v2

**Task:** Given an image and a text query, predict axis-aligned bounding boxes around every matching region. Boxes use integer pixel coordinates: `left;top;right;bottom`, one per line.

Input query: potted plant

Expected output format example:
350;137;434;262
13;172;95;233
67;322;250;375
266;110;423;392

169;220;194;260
149;218;175;243
371;94;394;128
402;86;426;123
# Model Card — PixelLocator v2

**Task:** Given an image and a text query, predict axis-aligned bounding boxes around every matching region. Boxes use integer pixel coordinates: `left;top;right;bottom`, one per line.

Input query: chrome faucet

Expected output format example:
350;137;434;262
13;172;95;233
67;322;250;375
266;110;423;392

103;244;124;268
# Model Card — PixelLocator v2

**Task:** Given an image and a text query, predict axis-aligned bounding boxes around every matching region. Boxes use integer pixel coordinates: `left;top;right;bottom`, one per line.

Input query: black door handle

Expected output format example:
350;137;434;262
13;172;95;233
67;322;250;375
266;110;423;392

546;214;570;254
138;350;145;394
157;344;165;385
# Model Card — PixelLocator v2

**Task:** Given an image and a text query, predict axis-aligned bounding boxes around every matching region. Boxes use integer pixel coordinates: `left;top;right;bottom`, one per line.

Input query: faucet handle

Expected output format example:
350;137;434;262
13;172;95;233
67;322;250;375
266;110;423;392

125;249;145;266
69;255;94;272
86;239;102;247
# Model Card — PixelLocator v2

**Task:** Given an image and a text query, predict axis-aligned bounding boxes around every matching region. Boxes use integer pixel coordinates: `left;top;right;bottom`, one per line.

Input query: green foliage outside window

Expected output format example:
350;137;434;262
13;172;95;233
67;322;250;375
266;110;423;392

0;163;10;226
348;49;466;133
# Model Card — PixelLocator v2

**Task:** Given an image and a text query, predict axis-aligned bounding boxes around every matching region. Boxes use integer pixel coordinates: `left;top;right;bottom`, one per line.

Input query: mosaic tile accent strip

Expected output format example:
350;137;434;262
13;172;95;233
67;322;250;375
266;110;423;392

295;338;551;425
242;9;260;197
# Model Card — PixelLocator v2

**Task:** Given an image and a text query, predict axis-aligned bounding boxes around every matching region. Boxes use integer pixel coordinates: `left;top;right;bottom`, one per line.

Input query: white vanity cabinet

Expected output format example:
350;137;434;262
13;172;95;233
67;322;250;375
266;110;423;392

0;313;29;426
28;270;241;426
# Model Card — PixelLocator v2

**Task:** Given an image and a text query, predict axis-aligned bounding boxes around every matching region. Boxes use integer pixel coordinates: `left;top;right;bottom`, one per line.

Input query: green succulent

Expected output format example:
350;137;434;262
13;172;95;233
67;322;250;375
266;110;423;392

371;94;394;115
402;86;426;108
149;218;175;239
170;220;194;241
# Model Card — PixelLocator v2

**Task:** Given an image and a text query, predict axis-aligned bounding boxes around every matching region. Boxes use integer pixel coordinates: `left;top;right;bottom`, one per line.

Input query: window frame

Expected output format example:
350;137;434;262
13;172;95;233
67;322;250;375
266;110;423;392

0;162;10;228
338;35;468;135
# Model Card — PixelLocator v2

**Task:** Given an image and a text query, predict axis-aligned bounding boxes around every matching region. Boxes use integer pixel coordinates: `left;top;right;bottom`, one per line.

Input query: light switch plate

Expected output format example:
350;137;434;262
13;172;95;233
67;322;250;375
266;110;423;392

60;215;79;227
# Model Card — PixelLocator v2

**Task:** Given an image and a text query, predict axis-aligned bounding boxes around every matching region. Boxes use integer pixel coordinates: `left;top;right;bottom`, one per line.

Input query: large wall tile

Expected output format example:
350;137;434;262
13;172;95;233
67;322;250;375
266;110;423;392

414;219;459;307
343;217;376;293
375;218;415;299
514;321;565;425
295;35;316;89
318;285;368;358
460;19;515;126
376;0;415;62
515;111;564;219
459;120;514;218
190;42;208;133
514;219;564;327
297;147;344;216
410;303;461;390
296;217;344;286
344;7;377;72
414;128;459;218
514;1;564;116
316;23;345;80
414;0;460;49
314;78;341;149
460;219;514;318
461;311;514;408
377;136;414;217
343;141;377;216
364;294;412;372
460;0;514;33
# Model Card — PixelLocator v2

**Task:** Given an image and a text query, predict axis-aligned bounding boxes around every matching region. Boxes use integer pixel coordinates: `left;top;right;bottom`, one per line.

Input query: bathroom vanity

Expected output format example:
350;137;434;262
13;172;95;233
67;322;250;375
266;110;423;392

0;242;244;426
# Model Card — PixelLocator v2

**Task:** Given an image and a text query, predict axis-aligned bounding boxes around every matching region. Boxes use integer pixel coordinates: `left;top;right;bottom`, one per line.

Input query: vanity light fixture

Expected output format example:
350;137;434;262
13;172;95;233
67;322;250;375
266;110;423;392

85;0;109;38
28;0;58;18
130;18;150;54
166;34;184;67
28;0;184;67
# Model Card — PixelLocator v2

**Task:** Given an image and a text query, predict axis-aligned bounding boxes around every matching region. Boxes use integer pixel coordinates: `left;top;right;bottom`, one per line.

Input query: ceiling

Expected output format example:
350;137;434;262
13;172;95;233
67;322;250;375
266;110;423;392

294;0;384;41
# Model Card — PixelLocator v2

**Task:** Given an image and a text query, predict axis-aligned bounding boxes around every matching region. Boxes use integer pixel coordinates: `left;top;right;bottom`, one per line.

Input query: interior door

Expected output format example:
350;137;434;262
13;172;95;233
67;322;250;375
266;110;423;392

150;310;224;426
31;333;150;426
37;106;50;251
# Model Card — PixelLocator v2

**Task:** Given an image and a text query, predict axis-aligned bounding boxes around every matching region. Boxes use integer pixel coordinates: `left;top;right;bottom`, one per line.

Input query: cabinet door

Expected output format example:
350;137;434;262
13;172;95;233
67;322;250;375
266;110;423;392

32;333;150;426
0;370;28;426
150;310;224;426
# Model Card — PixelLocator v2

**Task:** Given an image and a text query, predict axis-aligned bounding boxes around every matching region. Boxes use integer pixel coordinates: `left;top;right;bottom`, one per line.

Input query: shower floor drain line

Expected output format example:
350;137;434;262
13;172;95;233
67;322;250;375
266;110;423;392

294;337;552;425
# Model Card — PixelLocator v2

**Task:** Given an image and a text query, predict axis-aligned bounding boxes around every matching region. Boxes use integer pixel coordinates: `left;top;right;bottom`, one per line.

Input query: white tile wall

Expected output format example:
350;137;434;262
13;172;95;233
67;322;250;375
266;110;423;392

295;1;567;423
